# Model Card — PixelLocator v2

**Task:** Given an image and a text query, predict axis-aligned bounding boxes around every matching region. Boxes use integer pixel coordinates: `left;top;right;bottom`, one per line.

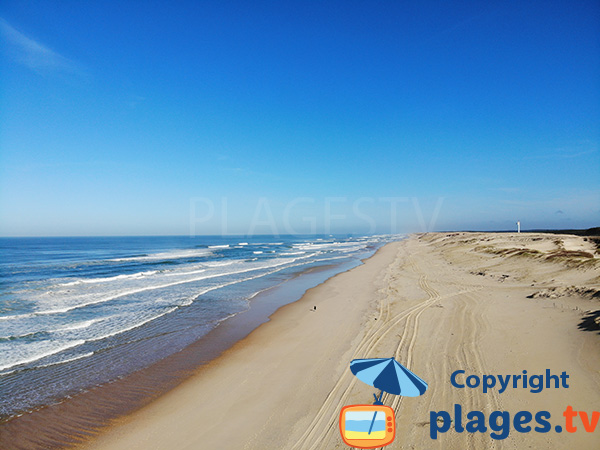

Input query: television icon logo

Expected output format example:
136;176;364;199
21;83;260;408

339;404;396;449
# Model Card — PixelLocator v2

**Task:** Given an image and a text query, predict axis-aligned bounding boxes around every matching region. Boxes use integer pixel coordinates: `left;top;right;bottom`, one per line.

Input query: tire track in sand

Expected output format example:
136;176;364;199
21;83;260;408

416;289;502;450
450;291;502;450
289;252;428;449
291;252;481;450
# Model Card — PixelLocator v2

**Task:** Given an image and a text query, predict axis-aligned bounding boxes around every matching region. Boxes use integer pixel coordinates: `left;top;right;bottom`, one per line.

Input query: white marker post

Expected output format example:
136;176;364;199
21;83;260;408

517;221;521;233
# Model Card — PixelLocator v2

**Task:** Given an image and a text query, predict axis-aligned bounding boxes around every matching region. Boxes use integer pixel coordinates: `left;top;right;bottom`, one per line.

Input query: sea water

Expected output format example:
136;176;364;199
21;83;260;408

0;234;398;418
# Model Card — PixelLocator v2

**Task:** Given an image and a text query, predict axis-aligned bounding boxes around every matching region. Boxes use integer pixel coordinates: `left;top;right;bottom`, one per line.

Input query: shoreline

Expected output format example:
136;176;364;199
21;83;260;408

77;239;402;450
4;232;600;449
0;244;387;449
82;232;599;449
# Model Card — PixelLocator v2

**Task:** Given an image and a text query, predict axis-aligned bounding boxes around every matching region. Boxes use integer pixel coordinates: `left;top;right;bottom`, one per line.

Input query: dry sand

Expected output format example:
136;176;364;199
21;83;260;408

80;233;600;450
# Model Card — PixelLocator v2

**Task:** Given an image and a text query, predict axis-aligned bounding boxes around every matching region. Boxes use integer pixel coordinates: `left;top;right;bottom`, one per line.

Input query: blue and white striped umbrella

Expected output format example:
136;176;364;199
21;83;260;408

350;357;428;397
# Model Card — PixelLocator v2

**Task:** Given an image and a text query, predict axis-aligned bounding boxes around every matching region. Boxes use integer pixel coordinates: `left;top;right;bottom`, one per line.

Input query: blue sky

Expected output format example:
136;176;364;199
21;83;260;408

1;0;598;236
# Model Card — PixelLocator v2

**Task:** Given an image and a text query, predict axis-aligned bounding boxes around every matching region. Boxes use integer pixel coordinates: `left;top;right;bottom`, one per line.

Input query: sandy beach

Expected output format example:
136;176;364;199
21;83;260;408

58;233;600;449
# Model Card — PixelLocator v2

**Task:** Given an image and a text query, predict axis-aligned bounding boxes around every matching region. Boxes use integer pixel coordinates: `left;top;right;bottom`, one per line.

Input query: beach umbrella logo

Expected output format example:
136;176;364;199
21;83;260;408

339;357;428;449
350;357;428;397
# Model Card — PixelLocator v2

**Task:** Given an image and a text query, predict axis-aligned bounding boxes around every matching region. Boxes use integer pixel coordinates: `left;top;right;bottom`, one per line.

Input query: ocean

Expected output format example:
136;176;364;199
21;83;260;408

0;234;397;420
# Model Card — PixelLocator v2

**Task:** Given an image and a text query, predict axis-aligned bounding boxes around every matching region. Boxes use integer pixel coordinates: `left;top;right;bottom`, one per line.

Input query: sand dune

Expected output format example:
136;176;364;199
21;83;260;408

81;233;600;449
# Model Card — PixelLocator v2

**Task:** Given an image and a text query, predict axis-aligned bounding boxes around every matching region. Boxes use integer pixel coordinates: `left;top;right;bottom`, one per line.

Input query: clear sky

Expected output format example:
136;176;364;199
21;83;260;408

1;0;598;236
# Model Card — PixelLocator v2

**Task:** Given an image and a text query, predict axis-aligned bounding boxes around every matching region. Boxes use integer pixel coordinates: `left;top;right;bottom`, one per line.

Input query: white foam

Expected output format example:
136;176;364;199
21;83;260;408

292;241;365;252
5;246;344;323
36;306;75;315
164;268;206;277
238;242;248;246
59;271;158;286
10;264;281;317
86;307;178;342
35;351;95;369
178;297;194;307
208;244;229;249
54;318;102;332
0;312;36;321
29;267;257;316
189;262;303;299
203;261;236;267
253;251;263;254
0;339;85;372
110;249;212;262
